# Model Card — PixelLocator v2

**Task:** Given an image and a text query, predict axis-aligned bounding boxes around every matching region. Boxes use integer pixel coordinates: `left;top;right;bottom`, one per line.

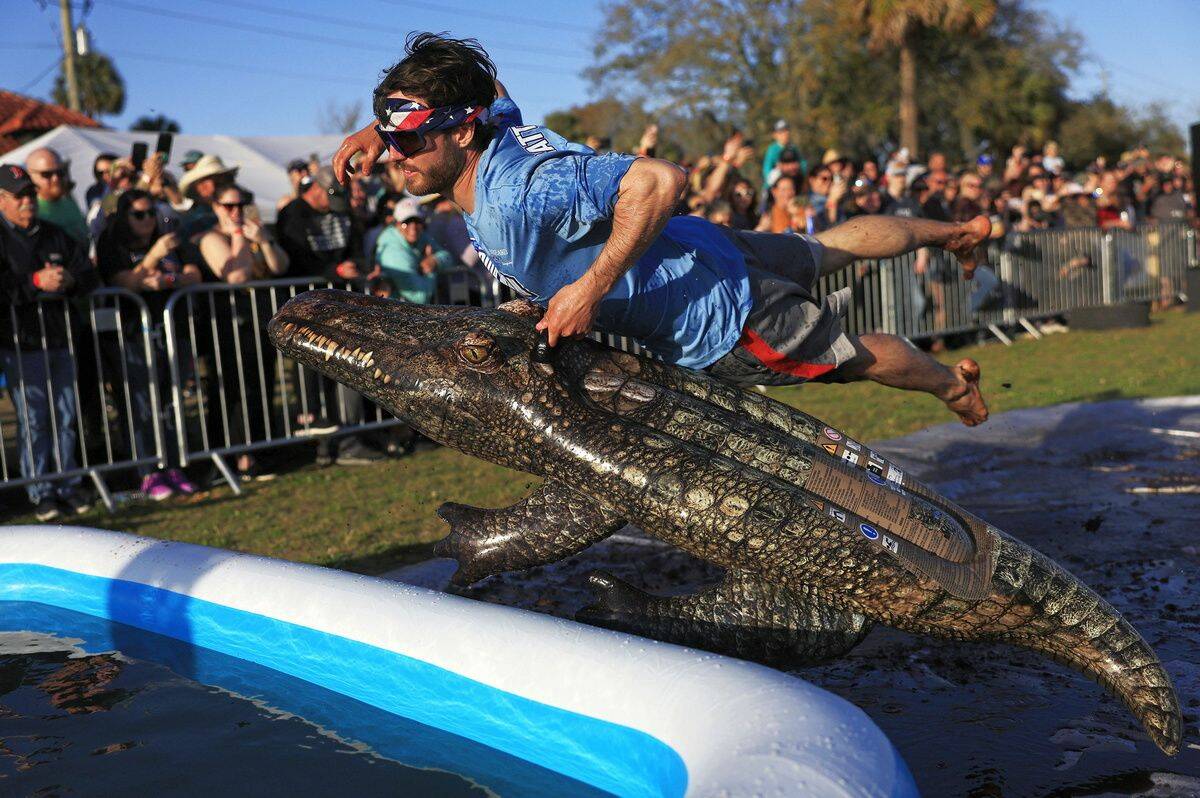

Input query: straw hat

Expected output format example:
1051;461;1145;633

822;148;848;166
178;154;239;197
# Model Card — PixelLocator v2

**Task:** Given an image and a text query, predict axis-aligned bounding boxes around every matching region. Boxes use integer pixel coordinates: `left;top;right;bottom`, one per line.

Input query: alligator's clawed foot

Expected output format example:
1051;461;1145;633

433;502;509;586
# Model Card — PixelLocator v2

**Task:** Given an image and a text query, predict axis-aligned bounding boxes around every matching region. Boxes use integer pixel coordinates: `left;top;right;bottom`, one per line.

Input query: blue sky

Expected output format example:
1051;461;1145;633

3;0;1197;142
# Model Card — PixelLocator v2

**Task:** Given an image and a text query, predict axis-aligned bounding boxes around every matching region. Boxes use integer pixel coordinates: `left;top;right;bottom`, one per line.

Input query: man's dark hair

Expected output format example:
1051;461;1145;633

374;32;498;149
93;152;119;181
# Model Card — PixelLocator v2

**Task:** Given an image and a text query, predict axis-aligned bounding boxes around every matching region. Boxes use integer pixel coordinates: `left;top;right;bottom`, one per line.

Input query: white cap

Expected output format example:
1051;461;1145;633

393;197;424;223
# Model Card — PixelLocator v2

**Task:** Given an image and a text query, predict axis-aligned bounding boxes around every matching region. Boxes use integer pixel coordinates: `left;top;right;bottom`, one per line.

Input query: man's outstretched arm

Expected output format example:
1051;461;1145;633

814;214;992;277
536;157;686;346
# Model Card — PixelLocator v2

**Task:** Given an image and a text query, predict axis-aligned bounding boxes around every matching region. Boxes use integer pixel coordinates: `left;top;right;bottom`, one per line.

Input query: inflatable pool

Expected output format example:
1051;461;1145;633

0;526;917;797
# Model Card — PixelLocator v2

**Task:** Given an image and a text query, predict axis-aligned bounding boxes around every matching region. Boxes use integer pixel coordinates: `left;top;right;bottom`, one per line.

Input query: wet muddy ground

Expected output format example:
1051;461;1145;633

390;397;1200;797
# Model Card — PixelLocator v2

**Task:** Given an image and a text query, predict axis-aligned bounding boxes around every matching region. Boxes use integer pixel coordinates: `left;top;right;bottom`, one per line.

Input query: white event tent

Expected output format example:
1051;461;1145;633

1;126;348;223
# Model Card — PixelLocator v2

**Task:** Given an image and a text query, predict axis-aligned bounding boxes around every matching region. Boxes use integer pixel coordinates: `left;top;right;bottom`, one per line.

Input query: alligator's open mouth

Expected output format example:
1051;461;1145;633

271;317;389;379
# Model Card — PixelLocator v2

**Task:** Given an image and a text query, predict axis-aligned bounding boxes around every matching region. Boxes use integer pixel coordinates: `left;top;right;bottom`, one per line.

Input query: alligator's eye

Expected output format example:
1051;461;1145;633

456;331;502;371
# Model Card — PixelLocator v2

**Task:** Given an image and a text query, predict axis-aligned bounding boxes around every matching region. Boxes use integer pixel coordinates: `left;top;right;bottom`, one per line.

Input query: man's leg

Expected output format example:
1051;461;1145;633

49;350;82;497
815;214;992;276
2;349;55;505
816;333;988;426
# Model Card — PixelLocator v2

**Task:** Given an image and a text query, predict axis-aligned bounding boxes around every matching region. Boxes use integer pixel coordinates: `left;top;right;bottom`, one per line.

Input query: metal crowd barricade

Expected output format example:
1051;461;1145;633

4;223;1194;513
161;278;405;493
1;288;163;511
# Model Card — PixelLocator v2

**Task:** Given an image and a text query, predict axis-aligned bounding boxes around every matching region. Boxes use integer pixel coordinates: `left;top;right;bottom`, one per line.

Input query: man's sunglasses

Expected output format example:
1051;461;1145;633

36;169;67;180
128;209;155;220
377;129;433;159
375;100;486;158
217;201;248;210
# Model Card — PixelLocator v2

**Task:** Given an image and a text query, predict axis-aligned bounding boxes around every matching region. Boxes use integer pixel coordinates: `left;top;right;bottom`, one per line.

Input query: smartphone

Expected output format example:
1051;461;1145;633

155;132;173;164
131;141;148;172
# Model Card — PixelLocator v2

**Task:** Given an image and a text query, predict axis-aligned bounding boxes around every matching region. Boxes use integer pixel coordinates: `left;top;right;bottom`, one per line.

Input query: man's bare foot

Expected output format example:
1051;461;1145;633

944;215;991;277
940;358;989;426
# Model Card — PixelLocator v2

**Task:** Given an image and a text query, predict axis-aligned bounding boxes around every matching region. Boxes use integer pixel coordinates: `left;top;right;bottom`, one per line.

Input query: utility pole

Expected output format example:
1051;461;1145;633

58;0;81;111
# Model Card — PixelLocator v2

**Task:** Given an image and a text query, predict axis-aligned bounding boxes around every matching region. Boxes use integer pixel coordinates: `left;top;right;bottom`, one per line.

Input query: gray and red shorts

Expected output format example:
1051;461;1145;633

706;228;857;387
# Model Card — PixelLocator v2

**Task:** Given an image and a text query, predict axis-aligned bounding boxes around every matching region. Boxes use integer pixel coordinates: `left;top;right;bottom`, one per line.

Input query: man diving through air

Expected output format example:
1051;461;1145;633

333;33;990;426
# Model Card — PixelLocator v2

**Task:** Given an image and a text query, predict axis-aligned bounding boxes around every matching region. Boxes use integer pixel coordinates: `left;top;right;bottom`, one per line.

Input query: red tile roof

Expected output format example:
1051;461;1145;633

0;90;102;155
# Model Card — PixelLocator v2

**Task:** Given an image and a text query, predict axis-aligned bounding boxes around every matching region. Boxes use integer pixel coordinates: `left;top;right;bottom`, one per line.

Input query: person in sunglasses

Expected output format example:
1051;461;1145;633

334;33;991;427
25;148;87;245
97;188;204;500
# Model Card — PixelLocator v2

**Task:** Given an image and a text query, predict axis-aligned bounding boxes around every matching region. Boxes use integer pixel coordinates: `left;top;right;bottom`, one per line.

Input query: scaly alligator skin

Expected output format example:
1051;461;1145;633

269;289;1182;755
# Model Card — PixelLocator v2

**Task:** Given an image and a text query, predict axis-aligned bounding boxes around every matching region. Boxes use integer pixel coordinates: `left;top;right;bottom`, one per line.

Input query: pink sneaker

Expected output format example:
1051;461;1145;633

140;472;174;502
164;468;198;495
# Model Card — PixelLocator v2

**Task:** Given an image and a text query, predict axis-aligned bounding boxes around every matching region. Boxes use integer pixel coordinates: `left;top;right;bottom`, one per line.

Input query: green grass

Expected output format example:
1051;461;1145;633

767;309;1200;441
7;311;1200;574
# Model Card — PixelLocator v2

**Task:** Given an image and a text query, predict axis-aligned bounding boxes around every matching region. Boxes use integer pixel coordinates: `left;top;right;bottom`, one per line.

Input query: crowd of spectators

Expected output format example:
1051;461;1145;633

664;124;1195;347
0;140;483;519
0;122;1195;519
676;123;1194;237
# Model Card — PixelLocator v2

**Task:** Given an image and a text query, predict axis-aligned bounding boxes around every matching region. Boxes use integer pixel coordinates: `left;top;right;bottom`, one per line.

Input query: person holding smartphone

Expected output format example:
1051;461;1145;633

97;189;204;500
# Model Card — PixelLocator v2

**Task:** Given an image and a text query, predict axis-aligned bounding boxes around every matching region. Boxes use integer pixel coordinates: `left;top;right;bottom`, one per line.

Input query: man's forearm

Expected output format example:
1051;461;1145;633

581;159;685;295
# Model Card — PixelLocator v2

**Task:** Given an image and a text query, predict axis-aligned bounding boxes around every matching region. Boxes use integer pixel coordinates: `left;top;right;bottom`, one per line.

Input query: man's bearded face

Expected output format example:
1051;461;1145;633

385;92;470;197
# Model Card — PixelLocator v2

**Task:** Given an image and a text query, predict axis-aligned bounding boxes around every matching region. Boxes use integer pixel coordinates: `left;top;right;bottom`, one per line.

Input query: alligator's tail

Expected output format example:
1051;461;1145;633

875;532;1182;755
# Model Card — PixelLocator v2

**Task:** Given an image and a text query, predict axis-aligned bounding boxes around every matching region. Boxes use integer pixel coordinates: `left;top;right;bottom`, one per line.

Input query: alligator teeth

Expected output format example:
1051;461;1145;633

352;347;362;358
373;368;382;379
325;340;337;361
382;374;392;384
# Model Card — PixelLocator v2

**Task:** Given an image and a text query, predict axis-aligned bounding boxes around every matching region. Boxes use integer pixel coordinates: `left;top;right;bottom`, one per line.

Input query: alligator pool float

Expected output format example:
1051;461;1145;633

268;289;1182;755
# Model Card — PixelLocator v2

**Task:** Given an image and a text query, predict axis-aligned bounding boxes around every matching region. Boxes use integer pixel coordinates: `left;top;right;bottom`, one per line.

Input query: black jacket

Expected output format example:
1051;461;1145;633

0;216;99;351
276;198;358;282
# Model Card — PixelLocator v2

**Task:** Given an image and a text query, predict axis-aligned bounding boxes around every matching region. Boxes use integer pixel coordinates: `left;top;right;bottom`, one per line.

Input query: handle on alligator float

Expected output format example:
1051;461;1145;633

532;329;555;364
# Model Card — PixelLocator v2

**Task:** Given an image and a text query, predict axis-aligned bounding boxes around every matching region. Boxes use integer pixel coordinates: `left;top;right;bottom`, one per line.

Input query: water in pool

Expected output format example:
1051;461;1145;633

0;602;614;797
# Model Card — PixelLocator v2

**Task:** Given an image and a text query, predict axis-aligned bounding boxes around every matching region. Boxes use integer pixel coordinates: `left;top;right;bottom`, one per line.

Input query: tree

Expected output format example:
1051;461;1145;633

849;0;995;159
586;0;820;150
53;51;124;118
583;0;1117;167
130;115;181;133
544;97;655;150
317;99;364;135
918;1;1080;157
1057;96;1185;168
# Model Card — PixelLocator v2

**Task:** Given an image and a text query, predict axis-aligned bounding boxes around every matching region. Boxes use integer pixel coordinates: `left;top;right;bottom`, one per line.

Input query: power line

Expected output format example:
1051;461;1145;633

187;0;589;61
102;0;585;67
1093;57;1193;99
372;0;593;34
108;48;366;86
18;56;63;93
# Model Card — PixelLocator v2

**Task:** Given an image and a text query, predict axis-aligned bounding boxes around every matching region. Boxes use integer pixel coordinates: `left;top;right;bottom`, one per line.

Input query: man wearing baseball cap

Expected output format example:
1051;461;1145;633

0;164;99;519
761;119;794;195
374;197;452;304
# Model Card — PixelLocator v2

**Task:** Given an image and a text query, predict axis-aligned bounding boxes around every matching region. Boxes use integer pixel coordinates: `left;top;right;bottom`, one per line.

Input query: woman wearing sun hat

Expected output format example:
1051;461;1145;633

178;154;239;239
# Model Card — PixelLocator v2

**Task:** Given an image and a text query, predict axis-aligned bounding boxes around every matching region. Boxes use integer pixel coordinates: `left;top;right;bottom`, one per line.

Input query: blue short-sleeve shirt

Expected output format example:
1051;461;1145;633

465;97;751;368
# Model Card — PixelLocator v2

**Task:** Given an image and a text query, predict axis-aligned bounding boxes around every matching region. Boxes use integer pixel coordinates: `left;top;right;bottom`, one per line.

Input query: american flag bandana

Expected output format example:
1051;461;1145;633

378;99;488;133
